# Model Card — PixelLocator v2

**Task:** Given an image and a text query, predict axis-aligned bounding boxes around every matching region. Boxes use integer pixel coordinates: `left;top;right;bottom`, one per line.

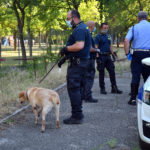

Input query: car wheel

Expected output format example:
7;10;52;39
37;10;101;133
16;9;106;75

139;135;150;150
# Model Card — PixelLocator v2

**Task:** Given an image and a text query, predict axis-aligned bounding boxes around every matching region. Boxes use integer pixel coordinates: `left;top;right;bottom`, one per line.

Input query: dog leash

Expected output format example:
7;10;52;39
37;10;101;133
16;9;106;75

39;56;62;84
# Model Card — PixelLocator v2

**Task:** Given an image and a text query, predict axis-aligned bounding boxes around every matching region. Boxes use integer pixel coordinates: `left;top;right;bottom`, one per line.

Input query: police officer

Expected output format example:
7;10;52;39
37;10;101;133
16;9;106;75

60;10;91;124
124;11;150;105
81;21;99;103
95;23;122;95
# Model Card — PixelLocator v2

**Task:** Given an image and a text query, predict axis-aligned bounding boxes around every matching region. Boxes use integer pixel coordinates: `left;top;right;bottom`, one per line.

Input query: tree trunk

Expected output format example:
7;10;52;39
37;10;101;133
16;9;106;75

27;25;32;57
27;6;32;57
117;34;120;48
38;31;41;48
113;33;115;44
46;31;49;48
137;0;143;11
48;27;52;54
13;0;27;64
13;30;17;51
19;26;26;64
99;0;104;22
72;0;79;10
0;41;1;58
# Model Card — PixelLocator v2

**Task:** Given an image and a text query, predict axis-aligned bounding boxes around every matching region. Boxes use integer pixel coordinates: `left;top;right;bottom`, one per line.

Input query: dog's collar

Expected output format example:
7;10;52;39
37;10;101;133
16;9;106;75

26;90;29;101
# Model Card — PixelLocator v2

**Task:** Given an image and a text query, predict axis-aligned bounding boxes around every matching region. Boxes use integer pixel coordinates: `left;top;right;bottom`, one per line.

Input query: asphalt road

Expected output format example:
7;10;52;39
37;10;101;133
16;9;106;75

0;73;141;150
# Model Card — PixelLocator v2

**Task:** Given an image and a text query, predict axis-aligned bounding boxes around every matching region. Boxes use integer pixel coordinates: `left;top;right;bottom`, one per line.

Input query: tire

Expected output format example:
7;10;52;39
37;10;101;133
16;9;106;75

139;135;150;150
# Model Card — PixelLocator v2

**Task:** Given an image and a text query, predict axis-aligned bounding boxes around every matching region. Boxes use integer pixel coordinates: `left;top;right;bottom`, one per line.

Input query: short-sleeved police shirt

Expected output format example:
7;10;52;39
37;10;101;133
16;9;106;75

94;33;111;52
66;22;91;59
125;20;150;49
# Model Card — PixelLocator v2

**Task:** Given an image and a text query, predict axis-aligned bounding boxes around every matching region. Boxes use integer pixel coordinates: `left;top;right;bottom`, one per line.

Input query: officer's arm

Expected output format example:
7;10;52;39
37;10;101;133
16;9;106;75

67;41;85;52
110;45;114;54
124;26;133;55
124;38;130;55
90;47;95;52
95;45;98;48
91;46;100;52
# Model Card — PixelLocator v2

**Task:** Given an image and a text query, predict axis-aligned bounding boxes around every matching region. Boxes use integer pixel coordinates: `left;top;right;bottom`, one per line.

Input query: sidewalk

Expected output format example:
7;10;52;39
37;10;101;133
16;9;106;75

0;73;140;150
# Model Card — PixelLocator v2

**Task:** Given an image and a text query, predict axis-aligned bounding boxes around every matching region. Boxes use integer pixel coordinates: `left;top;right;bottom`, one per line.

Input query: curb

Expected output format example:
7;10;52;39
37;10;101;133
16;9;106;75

0;83;66;124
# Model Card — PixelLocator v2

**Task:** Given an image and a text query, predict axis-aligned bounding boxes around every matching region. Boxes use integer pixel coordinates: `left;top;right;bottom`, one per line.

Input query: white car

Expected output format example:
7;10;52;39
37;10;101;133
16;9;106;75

137;57;150;150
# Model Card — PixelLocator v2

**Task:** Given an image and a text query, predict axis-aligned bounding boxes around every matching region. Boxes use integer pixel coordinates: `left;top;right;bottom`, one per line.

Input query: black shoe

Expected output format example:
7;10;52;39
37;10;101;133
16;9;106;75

63;117;83;125
128;99;136;105
111;85;122;94
85;98;98;103
100;89;107;94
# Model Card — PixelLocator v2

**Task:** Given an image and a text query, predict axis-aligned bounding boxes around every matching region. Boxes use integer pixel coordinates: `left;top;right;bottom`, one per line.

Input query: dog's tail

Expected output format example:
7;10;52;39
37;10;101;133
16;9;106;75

52;94;60;106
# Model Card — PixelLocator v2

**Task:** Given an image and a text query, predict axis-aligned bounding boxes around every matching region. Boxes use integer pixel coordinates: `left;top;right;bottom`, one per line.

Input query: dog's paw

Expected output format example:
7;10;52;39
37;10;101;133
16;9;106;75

35;120;39;125
56;121;60;128
41;130;45;133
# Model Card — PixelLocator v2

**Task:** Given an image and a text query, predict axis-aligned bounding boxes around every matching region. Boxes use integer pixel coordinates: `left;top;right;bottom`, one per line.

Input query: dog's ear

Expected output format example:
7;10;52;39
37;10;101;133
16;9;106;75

19;91;25;99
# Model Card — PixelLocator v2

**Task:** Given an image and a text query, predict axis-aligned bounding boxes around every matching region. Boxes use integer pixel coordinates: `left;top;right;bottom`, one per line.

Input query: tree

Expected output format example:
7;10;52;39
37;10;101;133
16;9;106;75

12;0;31;64
25;0;42;56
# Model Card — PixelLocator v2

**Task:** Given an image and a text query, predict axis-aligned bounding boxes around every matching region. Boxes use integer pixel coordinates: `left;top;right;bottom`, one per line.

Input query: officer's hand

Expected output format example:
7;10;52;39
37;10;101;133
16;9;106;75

58;57;66;68
126;53;132;61
95;48;100;53
113;52;118;58
59;47;68;57
111;55;116;62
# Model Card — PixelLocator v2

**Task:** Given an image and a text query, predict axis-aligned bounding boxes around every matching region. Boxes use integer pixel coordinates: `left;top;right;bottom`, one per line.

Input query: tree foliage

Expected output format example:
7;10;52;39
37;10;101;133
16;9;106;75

0;0;150;58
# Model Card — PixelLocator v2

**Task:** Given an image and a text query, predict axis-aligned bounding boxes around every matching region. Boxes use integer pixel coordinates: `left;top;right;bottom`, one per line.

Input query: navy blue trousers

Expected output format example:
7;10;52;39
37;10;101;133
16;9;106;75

81;58;95;100
67;59;88;119
97;55;116;89
131;51;150;84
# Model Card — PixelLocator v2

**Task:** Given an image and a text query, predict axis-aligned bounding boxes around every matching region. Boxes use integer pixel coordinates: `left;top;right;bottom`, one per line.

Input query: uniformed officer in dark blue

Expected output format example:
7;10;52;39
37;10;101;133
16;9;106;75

124;11;150;105
81;20;99;103
60;10;91;124
95;23;122;95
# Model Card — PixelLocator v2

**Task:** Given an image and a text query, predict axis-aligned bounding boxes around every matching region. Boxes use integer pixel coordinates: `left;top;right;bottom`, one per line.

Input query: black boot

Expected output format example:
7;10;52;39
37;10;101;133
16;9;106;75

63;117;83;124
100;88;107;94
85;97;98;103
111;85;122;94
128;83;139;106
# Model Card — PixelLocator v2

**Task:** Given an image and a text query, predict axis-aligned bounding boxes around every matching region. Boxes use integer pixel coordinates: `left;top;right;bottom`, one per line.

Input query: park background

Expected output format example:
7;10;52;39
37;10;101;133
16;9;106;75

0;0;149;120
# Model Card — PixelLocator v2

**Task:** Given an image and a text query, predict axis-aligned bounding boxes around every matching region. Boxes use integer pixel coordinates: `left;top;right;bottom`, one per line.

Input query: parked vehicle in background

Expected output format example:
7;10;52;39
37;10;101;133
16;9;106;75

137;57;150;150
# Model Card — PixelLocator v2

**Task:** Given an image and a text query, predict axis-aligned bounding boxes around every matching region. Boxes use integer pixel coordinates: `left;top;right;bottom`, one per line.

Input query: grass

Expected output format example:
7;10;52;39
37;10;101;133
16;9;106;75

92;138;117;150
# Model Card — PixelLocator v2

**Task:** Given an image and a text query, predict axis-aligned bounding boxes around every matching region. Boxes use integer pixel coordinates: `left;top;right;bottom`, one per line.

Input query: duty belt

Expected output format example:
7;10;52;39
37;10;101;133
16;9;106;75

133;49;150;52
130;49;150;55
100;52;110;55
69;57;88;65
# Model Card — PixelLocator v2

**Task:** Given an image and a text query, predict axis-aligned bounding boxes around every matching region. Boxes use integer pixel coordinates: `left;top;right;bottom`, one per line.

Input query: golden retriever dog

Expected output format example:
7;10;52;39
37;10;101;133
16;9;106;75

19;87;60;132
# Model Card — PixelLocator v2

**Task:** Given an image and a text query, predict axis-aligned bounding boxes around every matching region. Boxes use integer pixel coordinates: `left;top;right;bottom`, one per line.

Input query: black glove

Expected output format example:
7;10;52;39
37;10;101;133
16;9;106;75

95;48;101;53
58;57;66;68
111;54;116;62
111;52;118;62
59;47;68;57
113;52;118;58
